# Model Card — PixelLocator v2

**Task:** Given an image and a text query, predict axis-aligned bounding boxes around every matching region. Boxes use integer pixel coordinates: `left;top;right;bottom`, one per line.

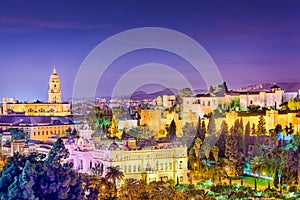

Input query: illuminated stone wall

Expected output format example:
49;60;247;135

140;109;162;133
224;110;300;135
2;102;71;116
0;124;78;142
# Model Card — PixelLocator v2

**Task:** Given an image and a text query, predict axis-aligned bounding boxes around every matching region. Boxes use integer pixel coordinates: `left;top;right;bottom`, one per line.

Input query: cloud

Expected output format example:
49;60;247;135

0;15;115;33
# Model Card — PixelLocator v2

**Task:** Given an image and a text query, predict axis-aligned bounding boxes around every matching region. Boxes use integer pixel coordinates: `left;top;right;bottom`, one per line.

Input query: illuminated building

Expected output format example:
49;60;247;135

183;85;288;117
1;68;71;116
66;138;189;185
0;115;79;141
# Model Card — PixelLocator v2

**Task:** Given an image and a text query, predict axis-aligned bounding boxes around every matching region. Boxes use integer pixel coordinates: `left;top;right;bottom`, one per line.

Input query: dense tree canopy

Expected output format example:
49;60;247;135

0;138;86;200
9;128;29;141
288;98;300;111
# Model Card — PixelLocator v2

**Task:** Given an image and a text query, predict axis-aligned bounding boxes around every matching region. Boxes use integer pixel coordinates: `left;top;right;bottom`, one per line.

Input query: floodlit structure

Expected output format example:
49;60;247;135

66;138;189;185
1;68;71;116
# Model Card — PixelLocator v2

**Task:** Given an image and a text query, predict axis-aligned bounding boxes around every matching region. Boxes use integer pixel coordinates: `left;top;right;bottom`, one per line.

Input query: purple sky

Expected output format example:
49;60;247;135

0;0;300;101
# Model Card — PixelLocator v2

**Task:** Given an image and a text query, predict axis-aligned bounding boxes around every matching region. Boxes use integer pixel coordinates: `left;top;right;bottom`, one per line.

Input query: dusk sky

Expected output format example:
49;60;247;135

1;0;300;101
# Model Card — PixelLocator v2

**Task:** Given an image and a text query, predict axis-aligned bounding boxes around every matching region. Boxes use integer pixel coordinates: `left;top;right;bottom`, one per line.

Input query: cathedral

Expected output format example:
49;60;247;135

2;68;71;116
48;67;62;103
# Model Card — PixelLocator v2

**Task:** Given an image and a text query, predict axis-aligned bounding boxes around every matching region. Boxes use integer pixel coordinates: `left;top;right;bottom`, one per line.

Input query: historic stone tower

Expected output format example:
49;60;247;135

48;67;62;103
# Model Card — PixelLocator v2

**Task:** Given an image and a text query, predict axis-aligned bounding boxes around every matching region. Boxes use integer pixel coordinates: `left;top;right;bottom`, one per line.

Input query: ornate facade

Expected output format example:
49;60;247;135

1;68;71;116
48;68;62;103
66;139;189;185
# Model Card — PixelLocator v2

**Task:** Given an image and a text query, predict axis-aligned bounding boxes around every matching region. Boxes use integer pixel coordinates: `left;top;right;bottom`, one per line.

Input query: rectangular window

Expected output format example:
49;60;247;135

179;161;183;169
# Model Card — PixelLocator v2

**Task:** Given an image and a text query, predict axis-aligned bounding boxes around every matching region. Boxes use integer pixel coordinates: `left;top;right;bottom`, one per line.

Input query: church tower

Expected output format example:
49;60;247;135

48;67;62;103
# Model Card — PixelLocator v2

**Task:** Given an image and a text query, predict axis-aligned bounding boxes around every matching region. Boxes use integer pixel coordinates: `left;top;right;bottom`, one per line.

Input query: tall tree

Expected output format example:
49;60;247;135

211;146;220;162
273;166;280;189
119;178;140;200
179;88;193;98
105;166;125;193
196;118;206;142
257;115;267;136
216;121;228;157
0;142;86;200
166;120;177;141
207;115;216;136
46;138;69;164
225;133;244;176
257;115;267;145
181;122;197;148
10;128;29;141
244;122;251;158
250;156;265;177
149;182;171;200
251;123;256;136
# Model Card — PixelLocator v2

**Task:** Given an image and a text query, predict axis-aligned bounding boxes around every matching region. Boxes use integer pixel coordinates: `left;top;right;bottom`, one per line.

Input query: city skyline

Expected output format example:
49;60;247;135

1;0;300;101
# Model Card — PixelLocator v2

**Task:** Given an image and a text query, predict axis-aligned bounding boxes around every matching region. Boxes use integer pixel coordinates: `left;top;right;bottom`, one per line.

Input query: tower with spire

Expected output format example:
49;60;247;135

48;67;62;103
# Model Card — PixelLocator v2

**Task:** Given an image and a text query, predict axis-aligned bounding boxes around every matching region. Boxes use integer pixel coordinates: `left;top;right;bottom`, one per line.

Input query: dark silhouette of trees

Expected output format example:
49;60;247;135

166;120;176;141
9;128;29;141
105;166;124;193
196;117;206;142
244;122;250;158
216;121;228;158
257;115;267;136
225;119;245;176
0;139;86;200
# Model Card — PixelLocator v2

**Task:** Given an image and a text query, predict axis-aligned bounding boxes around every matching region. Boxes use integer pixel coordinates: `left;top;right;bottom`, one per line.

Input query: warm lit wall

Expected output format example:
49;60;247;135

224;110;300;135
2;103;71;116
140;110;161;133
0;124;77;142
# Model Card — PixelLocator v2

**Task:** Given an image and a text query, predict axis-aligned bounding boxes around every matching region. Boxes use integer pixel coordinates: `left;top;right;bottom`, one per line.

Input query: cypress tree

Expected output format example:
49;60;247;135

216;121;228;157
166;119;176;141
244;122;250;158
273;166;279;189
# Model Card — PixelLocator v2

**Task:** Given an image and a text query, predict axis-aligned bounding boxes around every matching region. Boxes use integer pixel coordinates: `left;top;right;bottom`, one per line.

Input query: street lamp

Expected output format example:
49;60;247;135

193;163;197;172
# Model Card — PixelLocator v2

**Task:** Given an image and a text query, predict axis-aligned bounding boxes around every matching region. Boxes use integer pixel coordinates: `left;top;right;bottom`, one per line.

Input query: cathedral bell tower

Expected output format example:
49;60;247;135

48;67;62;103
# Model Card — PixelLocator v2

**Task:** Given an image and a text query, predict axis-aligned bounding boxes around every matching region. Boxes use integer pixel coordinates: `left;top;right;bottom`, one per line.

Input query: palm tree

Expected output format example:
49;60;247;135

168;187;186;200
119;178;140;200
198;191;214;200
200;143;211;171
105;166;124;193
194;137;202;159
149;182;171;200
250;156;265;177
86;175;101;200
211;146;220;162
